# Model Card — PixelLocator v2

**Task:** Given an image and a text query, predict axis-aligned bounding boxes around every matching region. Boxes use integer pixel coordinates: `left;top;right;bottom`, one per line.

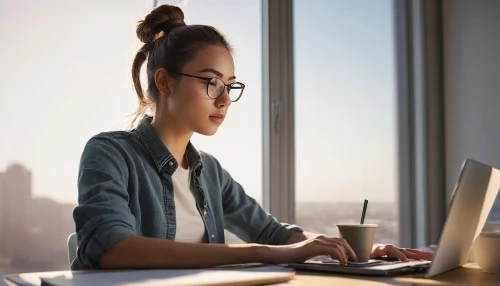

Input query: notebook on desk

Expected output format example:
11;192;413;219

290;159;500;278
5;265;294;286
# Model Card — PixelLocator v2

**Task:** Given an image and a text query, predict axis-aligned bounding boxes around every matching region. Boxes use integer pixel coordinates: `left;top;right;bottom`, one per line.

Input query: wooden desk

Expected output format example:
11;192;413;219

292;263;500;285
3;263;499;286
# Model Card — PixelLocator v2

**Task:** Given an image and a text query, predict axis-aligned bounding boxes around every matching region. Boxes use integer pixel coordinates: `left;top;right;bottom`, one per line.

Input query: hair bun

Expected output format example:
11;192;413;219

136;5;185;44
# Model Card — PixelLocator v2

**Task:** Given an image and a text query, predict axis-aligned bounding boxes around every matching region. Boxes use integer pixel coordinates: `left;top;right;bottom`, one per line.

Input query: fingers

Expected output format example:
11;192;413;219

375;245;407;261
330;244;348;265
376;245;434;261
369;246;382;259
399;248;422;260
366;244;435;261
315;237;351;265
339;239;358;262
321;236;358;262
402;248;434;261
387;246;408;261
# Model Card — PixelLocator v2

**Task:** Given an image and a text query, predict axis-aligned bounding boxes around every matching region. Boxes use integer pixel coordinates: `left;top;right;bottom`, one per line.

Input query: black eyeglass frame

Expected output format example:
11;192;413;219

168;70;245;102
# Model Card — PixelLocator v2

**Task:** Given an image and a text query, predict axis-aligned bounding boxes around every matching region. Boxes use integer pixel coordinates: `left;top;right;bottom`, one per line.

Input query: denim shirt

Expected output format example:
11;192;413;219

72;117;303;270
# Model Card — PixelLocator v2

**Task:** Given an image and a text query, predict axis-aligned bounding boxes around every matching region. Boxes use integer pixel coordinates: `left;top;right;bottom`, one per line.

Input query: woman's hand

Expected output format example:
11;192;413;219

280;232;432;264
272;233;358;265
370;244;434;261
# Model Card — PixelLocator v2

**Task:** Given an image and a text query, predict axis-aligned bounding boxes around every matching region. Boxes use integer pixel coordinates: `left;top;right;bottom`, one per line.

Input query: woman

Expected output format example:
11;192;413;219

72;4;432;270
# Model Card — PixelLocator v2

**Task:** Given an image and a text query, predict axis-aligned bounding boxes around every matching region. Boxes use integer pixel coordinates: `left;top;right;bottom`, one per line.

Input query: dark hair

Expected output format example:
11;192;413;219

130;4;232;128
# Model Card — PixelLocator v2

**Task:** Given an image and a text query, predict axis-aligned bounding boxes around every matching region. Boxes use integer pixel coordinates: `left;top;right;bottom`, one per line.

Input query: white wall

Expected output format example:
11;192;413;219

443;0;500;200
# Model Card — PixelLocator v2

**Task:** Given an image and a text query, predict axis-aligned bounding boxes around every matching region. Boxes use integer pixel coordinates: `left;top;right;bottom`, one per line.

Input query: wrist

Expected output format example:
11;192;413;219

254;244;279;264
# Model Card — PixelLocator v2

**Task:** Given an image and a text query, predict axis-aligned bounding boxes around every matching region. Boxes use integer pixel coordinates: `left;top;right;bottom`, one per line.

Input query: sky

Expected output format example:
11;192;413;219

0;0;396;205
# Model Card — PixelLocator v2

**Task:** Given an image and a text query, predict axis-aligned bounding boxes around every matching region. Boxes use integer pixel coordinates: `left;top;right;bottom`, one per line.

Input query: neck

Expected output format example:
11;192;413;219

151;115;193;170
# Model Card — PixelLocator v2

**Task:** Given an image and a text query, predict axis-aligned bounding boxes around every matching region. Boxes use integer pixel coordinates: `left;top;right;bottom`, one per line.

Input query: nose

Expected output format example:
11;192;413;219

215;86;232;108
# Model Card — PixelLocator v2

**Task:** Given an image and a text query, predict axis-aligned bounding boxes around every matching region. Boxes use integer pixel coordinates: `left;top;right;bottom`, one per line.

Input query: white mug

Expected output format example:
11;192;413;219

471;232;500;273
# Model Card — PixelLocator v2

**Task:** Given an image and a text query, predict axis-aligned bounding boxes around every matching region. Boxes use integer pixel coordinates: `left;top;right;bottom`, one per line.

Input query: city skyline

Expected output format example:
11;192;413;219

0;163;76;275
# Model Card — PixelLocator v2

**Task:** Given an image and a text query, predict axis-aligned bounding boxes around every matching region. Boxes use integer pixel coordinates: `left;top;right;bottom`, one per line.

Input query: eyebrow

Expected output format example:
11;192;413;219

199;68;236;80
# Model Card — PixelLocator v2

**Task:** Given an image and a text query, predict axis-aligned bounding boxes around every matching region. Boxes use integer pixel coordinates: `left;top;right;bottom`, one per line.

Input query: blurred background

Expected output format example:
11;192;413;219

1;0;499;276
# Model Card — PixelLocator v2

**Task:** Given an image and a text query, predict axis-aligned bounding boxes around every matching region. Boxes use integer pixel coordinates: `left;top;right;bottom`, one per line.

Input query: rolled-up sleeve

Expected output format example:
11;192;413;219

72;136;137;269
218;166;303;245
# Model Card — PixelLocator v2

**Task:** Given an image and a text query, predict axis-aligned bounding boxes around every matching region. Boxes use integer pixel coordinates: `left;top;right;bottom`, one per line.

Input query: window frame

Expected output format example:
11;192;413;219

262;0;446;248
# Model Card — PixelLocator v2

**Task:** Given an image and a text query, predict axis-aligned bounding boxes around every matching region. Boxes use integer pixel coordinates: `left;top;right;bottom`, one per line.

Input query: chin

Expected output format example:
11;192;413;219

196;127;219;136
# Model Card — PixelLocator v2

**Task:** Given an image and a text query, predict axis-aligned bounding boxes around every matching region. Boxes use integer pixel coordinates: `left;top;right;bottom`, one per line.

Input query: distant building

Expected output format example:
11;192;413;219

28;197;76;263
0;164;76;272
0;164;32;263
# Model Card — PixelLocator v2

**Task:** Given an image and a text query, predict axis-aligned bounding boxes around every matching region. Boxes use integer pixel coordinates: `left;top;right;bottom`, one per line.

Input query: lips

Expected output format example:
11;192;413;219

209;114;225;119
209;113;225;125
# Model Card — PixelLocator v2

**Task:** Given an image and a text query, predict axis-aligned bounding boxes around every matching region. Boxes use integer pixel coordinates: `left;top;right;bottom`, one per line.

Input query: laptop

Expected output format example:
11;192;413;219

289;158;500;277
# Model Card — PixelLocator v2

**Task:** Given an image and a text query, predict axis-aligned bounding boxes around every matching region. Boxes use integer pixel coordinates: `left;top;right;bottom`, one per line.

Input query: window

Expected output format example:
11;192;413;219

0;1;262;275
0;0;157;274
293;0;399;245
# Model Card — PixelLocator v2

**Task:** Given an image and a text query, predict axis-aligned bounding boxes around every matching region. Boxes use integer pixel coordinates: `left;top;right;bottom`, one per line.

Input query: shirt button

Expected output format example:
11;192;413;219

203;210;207;216
168;161;173;167
211;234;215;238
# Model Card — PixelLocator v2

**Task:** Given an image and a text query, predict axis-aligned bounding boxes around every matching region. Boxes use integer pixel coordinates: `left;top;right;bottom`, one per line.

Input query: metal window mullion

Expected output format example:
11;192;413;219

411;0;429;249
395;0;429;249
262;0;295;223
395;0;415;248
422;0;446;245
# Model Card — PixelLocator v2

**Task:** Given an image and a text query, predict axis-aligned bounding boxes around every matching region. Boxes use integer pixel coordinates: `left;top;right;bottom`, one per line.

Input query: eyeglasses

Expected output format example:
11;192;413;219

168;70;245;102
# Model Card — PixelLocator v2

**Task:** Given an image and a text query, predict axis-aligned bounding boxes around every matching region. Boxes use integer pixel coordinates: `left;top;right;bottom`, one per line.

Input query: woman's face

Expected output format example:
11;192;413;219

161;45;236;136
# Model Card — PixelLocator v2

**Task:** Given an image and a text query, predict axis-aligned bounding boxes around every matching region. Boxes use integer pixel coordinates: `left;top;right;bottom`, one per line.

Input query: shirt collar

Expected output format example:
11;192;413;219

137;116;202;175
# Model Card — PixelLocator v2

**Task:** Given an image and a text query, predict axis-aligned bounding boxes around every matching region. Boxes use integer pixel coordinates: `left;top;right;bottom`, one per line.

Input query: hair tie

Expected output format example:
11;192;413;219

153;20;186;41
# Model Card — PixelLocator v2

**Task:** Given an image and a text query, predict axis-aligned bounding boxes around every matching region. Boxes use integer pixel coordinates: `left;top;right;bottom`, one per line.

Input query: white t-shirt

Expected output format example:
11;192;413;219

172;166;207;243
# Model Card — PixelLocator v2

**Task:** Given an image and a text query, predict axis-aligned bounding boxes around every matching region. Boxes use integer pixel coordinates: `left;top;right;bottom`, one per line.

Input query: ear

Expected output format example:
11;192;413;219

154;68;174;97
